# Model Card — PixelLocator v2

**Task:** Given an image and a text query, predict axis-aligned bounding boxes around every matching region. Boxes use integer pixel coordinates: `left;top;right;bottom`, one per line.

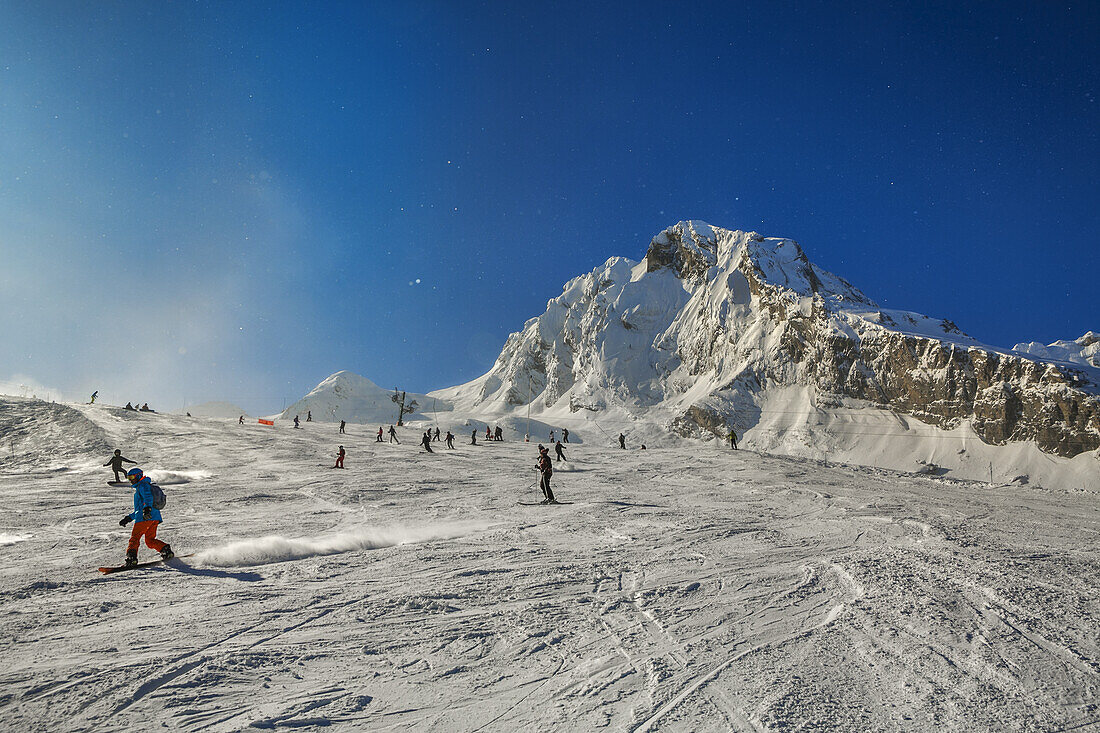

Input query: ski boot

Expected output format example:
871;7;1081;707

124;552;138;568
160;545;174;561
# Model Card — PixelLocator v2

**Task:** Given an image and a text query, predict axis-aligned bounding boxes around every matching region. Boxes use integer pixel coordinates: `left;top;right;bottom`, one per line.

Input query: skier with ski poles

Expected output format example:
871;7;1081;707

333;446;346;468
388;425;399;443
554;440;567;462
104;449;138;482
536;444;557;504
421;431;434;453
118;467;172;568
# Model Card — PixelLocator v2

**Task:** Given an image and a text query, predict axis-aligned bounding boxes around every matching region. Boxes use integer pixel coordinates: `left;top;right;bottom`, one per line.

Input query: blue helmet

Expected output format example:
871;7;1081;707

126;468;143;481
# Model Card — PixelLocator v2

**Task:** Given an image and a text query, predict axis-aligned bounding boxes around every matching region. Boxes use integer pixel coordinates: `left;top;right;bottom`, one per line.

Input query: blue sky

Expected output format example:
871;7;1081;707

1;1;1096;413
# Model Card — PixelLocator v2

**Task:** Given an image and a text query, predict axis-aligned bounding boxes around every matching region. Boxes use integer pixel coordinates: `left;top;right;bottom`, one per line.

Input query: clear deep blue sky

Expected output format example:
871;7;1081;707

1;1;1096;413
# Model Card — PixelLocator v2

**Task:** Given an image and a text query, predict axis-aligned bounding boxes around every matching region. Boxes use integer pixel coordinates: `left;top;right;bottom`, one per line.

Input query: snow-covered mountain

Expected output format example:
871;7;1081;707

278;370;449;425
432;221;1100;461
1014;331;1100;370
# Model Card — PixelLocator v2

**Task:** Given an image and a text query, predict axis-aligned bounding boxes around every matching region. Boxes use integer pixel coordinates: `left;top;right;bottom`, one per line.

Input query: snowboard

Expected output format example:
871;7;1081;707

107;480;129;487
98;553;193;575
517;501;574;506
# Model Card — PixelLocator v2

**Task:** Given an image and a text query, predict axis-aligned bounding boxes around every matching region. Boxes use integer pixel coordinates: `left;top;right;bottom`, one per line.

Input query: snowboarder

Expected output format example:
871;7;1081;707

140;403;153;412
536;445;556;503
104;449;137;482
125;402;136;411
239;415;244;425
433;427;440;442
421;431;434;453
334;446;345;469
306;411;312;422
445;431;455;449
728;428;738;450
562;428;569;443
376;427;384;442
618;433;626;449
339;420;346;435
90;390;98;404
118;467;172;568
555;440;567;462
388;425;399;443
471;429;478;445
293;415;300;429
495;426;503;441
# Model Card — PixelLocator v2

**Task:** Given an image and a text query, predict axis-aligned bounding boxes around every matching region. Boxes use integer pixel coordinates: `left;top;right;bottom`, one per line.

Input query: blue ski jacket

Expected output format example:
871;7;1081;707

130;477;163;523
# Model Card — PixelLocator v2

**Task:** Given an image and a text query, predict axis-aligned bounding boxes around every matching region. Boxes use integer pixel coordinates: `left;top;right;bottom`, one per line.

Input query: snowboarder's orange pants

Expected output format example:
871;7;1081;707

128;520;167;554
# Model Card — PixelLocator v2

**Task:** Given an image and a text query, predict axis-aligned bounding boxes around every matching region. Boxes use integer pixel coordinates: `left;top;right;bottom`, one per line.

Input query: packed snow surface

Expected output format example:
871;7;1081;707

2;397;1099;731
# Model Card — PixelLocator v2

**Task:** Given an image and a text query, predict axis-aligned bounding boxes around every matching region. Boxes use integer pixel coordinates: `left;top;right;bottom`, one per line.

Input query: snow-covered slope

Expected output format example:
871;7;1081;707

278;371;450;426
430;221;1099;482
2;395;1099;731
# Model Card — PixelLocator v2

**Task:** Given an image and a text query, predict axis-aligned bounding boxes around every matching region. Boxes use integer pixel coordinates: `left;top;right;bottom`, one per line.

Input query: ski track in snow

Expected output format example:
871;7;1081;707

1;397;1099;732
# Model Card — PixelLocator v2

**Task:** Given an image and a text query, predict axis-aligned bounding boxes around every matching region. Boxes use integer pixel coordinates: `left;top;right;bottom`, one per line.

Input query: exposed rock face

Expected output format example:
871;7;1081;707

439;222;1099;457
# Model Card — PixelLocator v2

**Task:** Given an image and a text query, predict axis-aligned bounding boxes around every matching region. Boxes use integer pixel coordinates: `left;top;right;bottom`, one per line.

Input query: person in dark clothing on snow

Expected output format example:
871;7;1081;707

421;432;433;452
90;391;99;404
376;427;383;442
433;427;440;442
333;446;345;469
118;468;172;568
293;415;301;429
238;415;244;424
388;425;399;443
562;428;569;443
618;433;626;449
306;411;312;422
727;428;738;450
486;426;492;442
445;431;455;449
495;426;503;441
536;445;556;504
124;402;135;411
554;440;566;462
471;429;478;445
104;449;138;482
339;420;346;434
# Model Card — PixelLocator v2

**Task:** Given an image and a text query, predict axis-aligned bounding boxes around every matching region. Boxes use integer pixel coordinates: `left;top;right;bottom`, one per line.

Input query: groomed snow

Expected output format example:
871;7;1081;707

1;397;1099;731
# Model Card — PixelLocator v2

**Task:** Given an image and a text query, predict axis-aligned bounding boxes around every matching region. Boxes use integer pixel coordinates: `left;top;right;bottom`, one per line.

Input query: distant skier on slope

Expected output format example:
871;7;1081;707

445;431;455;449
495;425;503;441
486;426;492;442
104;449;137;482
306;411;312;422
421;431;434;453
471;429;478;445
618;433;626;449
555;440;567;462
562;428;569;443
238;415;244;425
377;427;383;442
293;415;300;429
727;428;738;450
433;427;440;442
388;425;399;443
536;445;557;504
90;390;98;404
333;446;345;469
339;420;346;435
118;468;172;568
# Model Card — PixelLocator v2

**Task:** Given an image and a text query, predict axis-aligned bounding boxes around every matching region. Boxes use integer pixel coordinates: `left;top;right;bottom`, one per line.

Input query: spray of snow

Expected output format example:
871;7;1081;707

145;469;210;485
195;521;490;567
0;533;33;547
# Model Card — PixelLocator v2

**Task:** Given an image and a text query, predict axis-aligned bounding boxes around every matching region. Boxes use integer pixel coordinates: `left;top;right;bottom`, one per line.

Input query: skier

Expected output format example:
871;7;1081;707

562;428;569;443
333;445;346;469
376;427;384;442
388;425;399;443
239;415;244;425
495;426;503;441
293;415;301;429
306;411;312;422
118;468;172;568
728;428;738;450
486;426;492;442
90;390;98;404
555;440;567;462
104;449;137;482
339;420;346;435
618;433;626;449
471;429;478;445
421;431;433;453
549;430;555;443
445;431;455;449
536;445;556;504
433;427;440;442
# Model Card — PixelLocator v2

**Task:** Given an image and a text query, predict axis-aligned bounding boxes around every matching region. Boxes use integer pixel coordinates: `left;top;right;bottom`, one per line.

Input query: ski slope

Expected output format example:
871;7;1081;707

1;397;1099;731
